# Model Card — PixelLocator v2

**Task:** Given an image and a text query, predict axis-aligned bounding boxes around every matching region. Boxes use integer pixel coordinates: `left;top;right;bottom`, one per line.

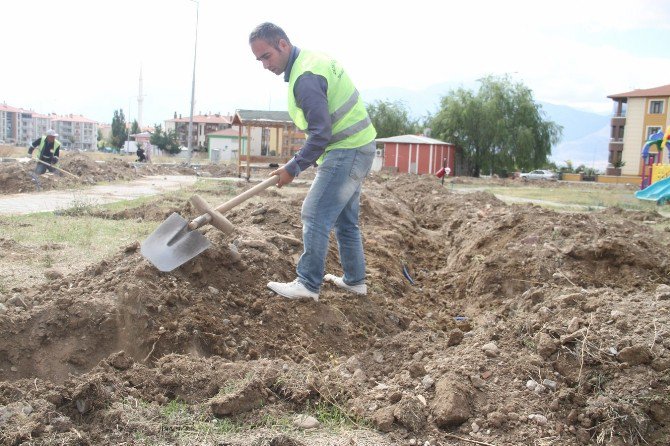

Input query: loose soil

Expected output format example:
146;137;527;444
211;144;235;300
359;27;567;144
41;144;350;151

0;154;240;194
1;162;669;445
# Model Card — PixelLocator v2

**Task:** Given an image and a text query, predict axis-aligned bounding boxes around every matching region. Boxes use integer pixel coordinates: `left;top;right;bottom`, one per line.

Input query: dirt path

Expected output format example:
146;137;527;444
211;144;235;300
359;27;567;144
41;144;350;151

0;175;198;215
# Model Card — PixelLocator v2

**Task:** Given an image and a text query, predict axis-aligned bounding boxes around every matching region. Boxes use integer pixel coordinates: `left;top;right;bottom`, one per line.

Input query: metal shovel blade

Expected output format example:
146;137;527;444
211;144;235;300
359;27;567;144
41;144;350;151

141;212;212;272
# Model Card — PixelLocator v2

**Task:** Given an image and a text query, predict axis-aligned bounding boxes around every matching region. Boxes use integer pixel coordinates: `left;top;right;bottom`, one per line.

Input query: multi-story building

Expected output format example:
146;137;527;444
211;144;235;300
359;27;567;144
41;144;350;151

0;103;22;144
607;84;670;176
51;114;98;151
164;113;232;150
0;103;98;149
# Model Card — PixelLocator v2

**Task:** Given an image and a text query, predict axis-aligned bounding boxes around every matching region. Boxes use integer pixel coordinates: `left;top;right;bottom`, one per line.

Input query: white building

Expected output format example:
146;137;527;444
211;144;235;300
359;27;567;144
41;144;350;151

0;103;98;150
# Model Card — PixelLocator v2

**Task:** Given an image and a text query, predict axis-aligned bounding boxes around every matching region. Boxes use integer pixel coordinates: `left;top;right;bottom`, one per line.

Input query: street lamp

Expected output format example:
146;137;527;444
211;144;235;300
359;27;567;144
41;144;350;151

187;0;199;164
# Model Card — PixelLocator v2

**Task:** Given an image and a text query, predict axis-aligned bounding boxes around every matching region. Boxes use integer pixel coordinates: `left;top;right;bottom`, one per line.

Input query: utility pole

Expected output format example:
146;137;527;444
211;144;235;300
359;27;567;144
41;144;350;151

187;0;199;164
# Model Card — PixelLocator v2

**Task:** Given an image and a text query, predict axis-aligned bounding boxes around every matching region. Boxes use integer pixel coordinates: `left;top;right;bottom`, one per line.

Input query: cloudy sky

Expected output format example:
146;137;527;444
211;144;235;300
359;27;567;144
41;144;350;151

2;0;669;126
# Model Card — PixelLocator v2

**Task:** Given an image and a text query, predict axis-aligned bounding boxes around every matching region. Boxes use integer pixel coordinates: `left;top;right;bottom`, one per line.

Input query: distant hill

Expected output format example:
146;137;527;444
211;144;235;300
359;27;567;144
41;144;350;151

362;83;611;171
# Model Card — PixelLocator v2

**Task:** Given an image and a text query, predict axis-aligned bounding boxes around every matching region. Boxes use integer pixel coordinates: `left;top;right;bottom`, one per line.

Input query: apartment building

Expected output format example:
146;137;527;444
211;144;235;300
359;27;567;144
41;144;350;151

607;84;670;176
51;114;98;151
164;113;232;150
0;103;22;143
0;103;98;150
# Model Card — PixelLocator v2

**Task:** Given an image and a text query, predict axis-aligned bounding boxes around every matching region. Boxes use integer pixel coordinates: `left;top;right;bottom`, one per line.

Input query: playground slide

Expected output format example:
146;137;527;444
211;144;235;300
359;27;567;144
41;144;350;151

635;176;670;204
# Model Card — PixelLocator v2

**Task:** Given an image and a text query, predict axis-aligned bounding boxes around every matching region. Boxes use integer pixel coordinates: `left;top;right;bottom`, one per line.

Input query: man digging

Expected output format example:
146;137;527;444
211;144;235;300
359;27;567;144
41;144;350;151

249;23;377;302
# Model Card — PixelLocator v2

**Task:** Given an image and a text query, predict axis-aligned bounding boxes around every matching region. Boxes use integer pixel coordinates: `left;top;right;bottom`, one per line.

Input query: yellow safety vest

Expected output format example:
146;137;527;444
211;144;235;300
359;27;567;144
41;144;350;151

287;50;376;164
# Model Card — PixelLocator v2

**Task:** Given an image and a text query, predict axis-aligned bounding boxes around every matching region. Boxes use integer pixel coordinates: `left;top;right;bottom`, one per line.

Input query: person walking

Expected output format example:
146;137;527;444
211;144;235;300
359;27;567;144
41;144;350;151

249;22;377;302
28;129;62;175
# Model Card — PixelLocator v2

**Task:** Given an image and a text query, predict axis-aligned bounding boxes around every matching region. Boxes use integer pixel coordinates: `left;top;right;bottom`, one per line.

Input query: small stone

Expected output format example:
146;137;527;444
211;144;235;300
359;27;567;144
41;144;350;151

421;375;435;390
470;375;486;389
610;309;625;319
618;345;653;366
293;414;319;429
447;329;464;346
526;379;538;391
481;342;499;357
352;368;367;382
529;414;548;425
655;284;670;300
542;379;558;391
566;317;580;333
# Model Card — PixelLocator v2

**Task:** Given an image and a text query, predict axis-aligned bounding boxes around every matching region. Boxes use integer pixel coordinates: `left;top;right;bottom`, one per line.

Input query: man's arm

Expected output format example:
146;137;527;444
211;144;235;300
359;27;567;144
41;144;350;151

283;73;331;178
27;138;40;155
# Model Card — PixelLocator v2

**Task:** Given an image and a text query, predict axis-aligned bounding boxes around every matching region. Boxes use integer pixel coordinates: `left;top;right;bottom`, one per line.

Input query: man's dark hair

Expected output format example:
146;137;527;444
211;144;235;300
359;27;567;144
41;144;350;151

249;22;291;50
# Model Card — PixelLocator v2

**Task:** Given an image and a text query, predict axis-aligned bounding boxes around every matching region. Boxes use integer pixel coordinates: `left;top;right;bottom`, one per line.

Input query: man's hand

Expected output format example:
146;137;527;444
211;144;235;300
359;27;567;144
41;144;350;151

51;156;59;164
269;166;294;188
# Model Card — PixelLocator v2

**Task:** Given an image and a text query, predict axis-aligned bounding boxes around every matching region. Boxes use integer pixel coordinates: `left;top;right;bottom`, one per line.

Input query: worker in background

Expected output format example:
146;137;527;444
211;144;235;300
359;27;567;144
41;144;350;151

28;129;62;175
136;145;147;162
249;22;377;302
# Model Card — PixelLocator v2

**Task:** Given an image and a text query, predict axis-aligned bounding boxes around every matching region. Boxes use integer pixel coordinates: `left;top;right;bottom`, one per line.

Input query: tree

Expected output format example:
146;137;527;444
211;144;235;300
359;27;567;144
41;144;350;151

430;75;562;177
111;109;128;149
366;100;422;138
130;120;140;135
150;124;181;155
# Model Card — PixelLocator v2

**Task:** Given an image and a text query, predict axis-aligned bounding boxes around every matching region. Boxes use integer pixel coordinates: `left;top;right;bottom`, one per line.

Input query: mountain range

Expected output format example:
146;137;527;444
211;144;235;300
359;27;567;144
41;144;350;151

361;83;611;171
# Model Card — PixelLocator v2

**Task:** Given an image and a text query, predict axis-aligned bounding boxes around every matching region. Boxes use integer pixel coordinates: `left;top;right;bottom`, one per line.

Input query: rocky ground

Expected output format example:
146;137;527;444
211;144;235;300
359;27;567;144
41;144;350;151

0;165;669;445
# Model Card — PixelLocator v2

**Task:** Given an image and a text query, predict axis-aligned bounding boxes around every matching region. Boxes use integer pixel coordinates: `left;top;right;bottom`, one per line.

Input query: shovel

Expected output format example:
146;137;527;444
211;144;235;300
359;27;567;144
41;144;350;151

33;158;79;178
141;175;279;272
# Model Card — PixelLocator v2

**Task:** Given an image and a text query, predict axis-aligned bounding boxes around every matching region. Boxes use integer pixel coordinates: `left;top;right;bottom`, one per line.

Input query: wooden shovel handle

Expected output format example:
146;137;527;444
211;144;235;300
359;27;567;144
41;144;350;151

34;158;78;179
188;175;280;230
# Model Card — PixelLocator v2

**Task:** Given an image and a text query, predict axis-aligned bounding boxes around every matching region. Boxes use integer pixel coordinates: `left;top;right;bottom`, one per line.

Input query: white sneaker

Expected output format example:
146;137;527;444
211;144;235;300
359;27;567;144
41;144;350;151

324;274;367;295
267;279;319;301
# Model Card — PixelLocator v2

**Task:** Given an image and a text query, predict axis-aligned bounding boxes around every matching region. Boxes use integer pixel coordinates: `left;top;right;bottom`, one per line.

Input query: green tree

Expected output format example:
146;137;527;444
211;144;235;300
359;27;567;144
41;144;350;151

130;120;140;135
150;124;181;155
111;109;128;149
430;75;562;176
366;100;421;138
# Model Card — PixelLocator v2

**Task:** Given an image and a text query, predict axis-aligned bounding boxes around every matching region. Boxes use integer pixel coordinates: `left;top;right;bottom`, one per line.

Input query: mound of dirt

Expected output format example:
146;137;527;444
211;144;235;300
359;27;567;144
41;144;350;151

1;174;669;445
0;154;243;195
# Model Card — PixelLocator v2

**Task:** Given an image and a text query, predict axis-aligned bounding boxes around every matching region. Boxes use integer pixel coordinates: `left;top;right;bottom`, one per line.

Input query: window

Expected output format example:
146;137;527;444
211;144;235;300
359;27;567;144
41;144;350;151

647;126;662;138
649;100;664;114
619;126;625;139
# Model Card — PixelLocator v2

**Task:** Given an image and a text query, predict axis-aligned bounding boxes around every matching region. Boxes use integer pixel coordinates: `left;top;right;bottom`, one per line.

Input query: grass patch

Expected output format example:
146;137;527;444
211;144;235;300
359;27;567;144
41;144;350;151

451;183;660;212
3;213;154;248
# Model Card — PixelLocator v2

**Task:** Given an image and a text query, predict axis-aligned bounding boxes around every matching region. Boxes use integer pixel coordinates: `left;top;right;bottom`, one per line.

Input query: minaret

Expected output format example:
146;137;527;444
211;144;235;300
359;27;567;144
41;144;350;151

137;66;144;128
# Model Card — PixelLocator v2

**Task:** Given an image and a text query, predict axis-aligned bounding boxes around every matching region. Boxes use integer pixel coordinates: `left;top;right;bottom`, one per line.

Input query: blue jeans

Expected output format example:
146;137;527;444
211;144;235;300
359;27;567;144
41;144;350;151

297;141;376;293
35;159;58;175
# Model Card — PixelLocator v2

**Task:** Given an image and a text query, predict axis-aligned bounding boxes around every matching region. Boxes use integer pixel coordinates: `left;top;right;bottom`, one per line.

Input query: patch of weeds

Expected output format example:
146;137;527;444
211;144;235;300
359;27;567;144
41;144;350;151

251;412;293;430
161;399;188;418
56;196;99;217
219;372;256;396
551;228;562;240
306;400;365;428
206;417;239;434
588;371;609;395
521;336;536;350
41;254;54;268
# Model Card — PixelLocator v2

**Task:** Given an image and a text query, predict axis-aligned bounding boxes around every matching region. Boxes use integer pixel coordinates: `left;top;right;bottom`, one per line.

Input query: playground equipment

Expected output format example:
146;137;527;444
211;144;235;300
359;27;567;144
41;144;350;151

636;126;670;204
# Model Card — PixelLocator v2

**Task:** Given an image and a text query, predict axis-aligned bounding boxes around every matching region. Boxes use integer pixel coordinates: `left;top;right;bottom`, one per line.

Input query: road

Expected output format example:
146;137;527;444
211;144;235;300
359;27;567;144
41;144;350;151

0;175;198;215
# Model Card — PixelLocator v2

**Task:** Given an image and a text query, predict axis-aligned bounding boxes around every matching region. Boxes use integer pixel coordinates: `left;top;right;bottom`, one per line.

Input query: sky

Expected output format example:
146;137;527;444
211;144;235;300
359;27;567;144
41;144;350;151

2;0;670;127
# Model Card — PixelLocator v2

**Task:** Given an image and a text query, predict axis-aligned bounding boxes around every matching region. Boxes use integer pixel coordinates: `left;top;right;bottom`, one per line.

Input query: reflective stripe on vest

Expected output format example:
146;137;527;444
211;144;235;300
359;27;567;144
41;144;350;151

287;50;376;161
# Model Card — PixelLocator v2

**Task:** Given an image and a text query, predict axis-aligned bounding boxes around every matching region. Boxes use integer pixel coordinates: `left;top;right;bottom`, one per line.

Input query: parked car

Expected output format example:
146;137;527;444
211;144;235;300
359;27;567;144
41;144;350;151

520;169;557;180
